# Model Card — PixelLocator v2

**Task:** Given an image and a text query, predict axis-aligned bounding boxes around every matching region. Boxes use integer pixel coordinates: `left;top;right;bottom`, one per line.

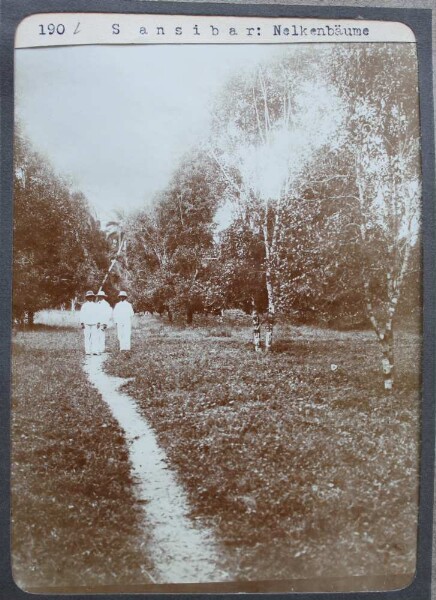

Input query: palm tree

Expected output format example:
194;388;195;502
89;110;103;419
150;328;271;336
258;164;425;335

99;210;129;291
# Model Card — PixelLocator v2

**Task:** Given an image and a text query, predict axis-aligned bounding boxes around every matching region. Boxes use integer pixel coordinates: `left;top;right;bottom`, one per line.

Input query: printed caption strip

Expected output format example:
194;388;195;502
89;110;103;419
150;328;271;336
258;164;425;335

15;14;416;48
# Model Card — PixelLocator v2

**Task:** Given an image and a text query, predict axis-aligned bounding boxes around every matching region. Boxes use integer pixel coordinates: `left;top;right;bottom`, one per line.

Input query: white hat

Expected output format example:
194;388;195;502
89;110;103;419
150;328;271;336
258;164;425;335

85;290;95;297
97;290;107;297
118;291;128;297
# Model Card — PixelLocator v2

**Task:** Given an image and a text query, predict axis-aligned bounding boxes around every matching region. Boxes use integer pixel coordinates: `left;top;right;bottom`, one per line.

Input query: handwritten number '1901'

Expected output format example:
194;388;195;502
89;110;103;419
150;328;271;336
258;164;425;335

39;23;65;35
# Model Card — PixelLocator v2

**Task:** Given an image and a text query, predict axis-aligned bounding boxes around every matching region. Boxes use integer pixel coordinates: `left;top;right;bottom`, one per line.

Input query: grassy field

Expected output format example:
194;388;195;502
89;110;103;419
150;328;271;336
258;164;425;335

11;325;154;592
106;314;421;584
10;311;421;589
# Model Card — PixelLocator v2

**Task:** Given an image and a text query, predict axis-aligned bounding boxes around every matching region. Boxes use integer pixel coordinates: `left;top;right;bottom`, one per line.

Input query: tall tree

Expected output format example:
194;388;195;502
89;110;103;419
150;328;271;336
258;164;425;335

13;128;109;322
99;209;130;293
327;44;421;390
126;152;223;322
273;150;366;327
216;215;268;313
208;48;343;342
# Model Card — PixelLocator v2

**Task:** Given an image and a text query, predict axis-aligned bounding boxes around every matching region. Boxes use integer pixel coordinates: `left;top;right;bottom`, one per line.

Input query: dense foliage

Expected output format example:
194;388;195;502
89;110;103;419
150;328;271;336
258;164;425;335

125;152;224;322
124;45;420;339
13;128;109;322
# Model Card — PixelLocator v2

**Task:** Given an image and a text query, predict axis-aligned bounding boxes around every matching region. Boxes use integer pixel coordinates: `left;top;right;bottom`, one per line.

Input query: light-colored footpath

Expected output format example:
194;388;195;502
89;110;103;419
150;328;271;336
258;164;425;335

83;354;229;585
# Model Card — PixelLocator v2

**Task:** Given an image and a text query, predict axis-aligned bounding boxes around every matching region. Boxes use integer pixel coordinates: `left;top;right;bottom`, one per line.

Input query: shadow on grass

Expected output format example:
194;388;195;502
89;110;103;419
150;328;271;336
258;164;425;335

270;339;297;354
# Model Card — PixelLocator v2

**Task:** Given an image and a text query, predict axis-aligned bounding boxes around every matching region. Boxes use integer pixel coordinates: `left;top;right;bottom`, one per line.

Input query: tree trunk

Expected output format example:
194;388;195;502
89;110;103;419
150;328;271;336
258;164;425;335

380;326;394;391
252;312;261;352
263;207;277;350
265;272;275;350
265;273;275;314
167;308;173;323
265;312;274;352
186;307;193;325
363;279;397;391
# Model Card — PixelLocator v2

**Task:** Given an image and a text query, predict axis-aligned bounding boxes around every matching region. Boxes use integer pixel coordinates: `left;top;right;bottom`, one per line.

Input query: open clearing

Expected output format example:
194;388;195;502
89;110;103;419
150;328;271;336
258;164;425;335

11;312;420;590
106;314;420;584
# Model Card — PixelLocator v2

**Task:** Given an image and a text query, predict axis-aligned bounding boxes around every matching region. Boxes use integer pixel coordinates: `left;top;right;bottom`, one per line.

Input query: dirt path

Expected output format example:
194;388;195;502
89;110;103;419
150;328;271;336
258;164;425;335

83;354;229;585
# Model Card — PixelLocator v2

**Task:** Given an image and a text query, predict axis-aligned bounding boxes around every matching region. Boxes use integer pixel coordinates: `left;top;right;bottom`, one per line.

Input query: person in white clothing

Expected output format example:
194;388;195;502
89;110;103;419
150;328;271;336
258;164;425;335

79;291;100;355
95;290;113;354
113;291;134;351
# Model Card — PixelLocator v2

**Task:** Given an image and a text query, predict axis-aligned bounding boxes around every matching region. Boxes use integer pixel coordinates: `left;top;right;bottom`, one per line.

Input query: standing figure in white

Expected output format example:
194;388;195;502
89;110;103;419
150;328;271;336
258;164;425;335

79;290;100;355
95;290;113;354
113;291;134;351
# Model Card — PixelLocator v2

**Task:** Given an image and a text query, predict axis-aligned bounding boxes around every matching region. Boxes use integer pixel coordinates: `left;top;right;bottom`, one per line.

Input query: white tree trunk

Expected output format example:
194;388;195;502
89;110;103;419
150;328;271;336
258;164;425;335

381;327;394;391
252;312;261;352
262;202;279;350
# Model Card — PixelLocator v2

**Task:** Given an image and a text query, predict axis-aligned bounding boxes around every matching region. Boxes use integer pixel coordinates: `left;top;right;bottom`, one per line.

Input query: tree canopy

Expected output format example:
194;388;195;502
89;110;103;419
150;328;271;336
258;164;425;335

124;45;420;337
13;127;109;322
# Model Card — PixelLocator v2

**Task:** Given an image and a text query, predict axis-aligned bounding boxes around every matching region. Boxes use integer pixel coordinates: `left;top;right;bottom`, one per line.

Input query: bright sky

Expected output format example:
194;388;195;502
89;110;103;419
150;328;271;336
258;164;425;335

15;43;289;222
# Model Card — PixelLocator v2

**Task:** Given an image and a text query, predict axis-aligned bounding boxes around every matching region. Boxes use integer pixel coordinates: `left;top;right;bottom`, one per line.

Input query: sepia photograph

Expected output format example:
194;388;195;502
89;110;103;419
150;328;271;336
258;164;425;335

11;15;422;594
